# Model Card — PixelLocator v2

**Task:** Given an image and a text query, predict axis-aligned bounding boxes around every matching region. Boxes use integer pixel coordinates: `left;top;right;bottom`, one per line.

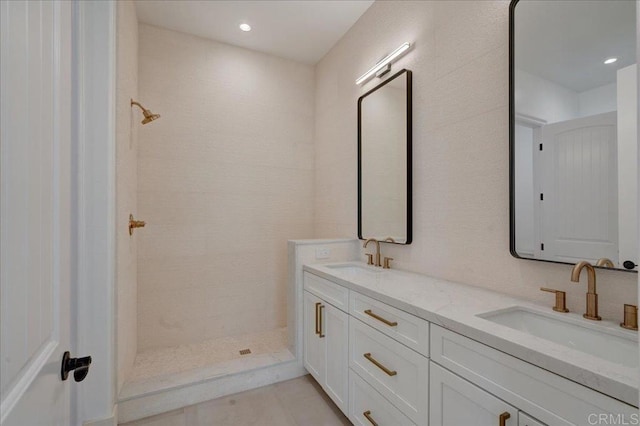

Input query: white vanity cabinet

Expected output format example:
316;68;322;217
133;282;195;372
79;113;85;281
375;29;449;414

430;362;517;426
304;271;428;425
303;273;349;414
519;412;546;426
430;324;636;426
349;369;415;426
302;266;638;426
350;317;428;425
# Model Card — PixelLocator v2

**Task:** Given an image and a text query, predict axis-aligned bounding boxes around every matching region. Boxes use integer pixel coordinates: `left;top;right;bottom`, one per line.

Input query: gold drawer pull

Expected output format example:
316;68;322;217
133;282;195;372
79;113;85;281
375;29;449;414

499;411;511;426
364;309;398;327
315;302;321;335
364;353;397;376
318;304;325;338
363;410;378;426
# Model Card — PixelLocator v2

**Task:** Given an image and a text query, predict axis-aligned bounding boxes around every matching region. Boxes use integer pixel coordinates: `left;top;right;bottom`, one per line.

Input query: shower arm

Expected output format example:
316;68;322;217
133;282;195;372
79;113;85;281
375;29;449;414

130;100;146;111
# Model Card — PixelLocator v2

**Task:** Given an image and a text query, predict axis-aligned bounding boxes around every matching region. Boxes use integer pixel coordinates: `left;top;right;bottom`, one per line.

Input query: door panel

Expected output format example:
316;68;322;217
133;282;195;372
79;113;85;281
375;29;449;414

0;1;72;424
324;304;348;413
539;112;618;263
303;291;325;384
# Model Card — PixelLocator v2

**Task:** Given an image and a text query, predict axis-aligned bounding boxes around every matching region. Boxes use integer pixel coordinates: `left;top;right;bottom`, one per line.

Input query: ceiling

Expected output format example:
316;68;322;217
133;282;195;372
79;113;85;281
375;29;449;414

515;0;635;93
134;0;374;65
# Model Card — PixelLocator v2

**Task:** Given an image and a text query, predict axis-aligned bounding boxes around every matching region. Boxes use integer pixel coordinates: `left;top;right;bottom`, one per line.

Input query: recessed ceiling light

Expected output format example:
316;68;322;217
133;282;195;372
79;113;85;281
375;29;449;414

604;57;618;65
239;23;251;32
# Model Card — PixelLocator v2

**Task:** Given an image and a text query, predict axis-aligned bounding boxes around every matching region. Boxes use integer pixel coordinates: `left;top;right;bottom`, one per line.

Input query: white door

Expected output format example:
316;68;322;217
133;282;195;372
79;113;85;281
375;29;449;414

538;112;618;264
1;1;75;425
303;291;325;384
430;363;516;426
323;303;349;414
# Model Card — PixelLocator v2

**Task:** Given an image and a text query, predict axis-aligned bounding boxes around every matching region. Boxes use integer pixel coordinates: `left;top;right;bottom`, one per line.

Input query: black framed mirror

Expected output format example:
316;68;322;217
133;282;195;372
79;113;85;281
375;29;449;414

358;69;412;244
509;0;637;271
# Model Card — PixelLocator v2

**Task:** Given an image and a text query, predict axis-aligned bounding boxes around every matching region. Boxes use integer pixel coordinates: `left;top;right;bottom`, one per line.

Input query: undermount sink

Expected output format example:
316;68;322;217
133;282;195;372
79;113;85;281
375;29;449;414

479;307;638;368
324;263;382;275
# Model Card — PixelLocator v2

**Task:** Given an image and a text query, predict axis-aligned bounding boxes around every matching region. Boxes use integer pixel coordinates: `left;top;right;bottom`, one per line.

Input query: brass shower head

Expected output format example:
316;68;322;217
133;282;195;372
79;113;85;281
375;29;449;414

131;99;160;125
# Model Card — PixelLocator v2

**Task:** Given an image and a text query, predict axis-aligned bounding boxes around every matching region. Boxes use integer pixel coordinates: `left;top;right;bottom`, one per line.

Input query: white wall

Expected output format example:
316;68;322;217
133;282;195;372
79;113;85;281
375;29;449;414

136;24;316;351
516;70;616;122
515;68;578;123
617;64;638;269
578;83;616;117
115;0;138;394
314;0;636;320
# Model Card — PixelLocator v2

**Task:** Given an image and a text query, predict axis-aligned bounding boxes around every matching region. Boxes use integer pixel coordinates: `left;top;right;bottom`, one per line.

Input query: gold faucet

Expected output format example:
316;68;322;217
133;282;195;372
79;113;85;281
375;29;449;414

363;238;382;267
595;258;615;268
570;261;601;320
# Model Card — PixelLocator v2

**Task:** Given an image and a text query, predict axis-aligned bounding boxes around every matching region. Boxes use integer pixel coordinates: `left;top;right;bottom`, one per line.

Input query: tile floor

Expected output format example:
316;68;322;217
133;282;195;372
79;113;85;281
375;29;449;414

120;375;352;426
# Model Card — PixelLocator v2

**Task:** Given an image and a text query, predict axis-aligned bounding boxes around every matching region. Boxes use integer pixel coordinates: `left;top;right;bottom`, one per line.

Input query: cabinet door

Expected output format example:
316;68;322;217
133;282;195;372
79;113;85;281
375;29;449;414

304;291;325;384
519;412;546;426
323;303;349;414
430;362;517;426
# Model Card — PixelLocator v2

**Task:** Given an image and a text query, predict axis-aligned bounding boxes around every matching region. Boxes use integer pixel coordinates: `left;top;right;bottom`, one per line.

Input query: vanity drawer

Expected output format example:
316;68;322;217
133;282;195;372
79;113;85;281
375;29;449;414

349;369;415;426
350;291;429;356
520;412;547;426
304;271;349;312
430;325;637;426
350;318;428;425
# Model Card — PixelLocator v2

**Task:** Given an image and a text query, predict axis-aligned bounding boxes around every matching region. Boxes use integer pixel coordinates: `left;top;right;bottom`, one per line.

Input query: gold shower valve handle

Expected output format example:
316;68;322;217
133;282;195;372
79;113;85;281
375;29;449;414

129;214;146;236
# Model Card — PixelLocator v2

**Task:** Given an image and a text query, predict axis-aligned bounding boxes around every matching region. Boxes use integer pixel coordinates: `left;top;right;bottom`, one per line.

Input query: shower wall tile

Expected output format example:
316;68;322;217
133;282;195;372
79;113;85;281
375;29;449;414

314;0;637;318
137;24;315;351
116;0;139;393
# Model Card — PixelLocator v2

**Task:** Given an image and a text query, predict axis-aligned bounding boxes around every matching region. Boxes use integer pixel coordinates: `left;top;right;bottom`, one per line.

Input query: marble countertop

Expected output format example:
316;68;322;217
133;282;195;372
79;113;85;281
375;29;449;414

303;262;639;407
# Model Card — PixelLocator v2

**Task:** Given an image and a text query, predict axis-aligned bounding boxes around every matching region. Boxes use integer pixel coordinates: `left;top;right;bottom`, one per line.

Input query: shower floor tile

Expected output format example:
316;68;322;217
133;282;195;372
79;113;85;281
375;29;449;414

120;327;293;400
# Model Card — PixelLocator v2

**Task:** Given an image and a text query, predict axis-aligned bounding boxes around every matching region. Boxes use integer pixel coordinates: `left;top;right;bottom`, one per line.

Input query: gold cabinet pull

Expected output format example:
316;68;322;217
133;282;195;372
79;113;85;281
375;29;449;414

364;309;398;327
499;412;511;426
318;304;325;338
364;353;397;376
315;302;321;335
363;410;378;426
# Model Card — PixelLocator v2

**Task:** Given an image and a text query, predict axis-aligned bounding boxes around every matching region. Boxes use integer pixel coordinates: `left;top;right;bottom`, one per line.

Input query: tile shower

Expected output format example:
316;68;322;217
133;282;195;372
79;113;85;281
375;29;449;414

116;2;315;410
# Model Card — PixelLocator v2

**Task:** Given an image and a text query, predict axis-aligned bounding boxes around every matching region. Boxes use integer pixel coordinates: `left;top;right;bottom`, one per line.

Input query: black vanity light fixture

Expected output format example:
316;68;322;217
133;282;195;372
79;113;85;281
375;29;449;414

355;42;412;85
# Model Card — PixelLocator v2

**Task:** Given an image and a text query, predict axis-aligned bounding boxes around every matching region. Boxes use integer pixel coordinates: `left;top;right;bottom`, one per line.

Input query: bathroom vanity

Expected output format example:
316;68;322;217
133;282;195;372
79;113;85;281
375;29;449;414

302;262;638;426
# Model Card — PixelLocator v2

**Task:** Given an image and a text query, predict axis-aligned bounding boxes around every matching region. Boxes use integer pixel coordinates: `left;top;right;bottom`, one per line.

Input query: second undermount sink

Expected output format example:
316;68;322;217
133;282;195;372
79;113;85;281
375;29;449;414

479;307;638;368
324;263;382;275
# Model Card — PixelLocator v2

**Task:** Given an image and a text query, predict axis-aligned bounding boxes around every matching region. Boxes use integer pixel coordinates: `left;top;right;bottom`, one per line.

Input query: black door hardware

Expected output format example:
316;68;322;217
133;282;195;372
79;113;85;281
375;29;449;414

61;351;92;382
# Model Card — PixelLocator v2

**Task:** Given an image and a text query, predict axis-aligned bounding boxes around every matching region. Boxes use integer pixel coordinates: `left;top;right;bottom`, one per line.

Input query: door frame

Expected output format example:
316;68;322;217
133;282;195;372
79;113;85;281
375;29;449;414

72;1;117;424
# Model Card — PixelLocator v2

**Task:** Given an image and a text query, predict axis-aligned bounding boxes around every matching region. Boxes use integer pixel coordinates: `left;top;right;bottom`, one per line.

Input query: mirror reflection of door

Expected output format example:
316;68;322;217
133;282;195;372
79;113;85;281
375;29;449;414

511;0;637;271
539;112;618;264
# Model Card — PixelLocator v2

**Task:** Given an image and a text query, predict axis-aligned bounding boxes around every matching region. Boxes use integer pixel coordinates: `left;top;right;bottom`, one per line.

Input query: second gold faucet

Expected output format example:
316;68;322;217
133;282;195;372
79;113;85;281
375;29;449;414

571;261;601;320
363;238;382;267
